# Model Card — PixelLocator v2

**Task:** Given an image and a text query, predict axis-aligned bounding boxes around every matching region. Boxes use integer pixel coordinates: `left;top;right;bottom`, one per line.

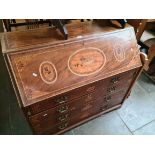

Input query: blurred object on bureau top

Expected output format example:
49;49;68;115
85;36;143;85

2;19;127;40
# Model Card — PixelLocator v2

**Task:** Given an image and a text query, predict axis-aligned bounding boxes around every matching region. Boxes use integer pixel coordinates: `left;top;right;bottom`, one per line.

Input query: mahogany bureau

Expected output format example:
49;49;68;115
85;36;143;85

0;21;147;134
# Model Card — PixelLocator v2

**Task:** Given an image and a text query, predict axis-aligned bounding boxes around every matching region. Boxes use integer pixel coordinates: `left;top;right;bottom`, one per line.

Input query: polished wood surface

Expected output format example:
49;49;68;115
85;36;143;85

27;68;136;115
29;69;135;133
1;21;134;52
3;26;141;107
1;20;144;134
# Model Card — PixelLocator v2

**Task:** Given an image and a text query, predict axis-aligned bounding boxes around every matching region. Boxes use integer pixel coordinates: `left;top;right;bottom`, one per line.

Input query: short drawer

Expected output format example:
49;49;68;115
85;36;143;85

103;89;128;108
107;69;136;86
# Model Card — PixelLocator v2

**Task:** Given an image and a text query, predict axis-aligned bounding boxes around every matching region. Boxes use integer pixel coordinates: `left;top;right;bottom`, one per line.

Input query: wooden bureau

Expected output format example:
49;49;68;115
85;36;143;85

0;21;147;134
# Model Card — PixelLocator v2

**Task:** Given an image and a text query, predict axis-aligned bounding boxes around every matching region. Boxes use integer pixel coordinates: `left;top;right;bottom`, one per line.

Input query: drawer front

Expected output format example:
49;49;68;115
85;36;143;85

28;78;109;115
29;91;108;125
103;89;128;108
29;76;132;127
30;87;128;134
28;69;136;115
31;97;108;134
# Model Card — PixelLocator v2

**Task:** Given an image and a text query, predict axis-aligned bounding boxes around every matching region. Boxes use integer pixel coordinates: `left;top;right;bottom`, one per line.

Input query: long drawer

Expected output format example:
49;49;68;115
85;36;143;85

29;76;132;126
28;69;136;115
29;92;107;126
30;89;128;134
31;98;107;134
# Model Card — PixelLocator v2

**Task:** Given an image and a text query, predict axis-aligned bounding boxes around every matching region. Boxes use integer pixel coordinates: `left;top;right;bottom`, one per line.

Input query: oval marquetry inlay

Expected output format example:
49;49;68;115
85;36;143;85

39;61;57;84
68;47;106;76
113;43;125;62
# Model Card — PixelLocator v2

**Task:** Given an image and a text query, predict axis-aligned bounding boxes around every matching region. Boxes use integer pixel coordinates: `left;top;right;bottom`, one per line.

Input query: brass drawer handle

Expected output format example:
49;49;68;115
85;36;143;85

111;77;120;84
85;94;93;102
55;96;68;104
104;96;112;102
58;114;69;122
58;105;69;113
58;122;68;130
107;86;116;93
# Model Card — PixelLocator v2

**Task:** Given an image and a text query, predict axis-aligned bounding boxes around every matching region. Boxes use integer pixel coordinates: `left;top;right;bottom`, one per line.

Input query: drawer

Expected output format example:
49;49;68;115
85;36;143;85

29;91;107;127
28;78;109;115
104;89;128;108
33;86;127;134
31;88;127;134
29;103;70;126
31;97;108;134
70;89;128;120
105;77;132;95
28;68;136;115
29;77;130;127
107;69;136;86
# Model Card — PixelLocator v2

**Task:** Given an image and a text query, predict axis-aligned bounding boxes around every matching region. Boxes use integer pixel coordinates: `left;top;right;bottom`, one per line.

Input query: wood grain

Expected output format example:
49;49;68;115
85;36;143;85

1;20;144;134
6;27;141;107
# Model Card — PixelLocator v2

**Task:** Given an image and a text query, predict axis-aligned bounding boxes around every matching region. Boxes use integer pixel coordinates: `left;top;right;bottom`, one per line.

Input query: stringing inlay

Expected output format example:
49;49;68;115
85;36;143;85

68;47;106;76
113;43;125;62
39;61;57;84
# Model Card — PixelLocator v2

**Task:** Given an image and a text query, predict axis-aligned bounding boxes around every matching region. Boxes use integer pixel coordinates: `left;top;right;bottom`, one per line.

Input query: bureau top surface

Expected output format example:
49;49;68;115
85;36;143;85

1;21;136;52
2;21;142;107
